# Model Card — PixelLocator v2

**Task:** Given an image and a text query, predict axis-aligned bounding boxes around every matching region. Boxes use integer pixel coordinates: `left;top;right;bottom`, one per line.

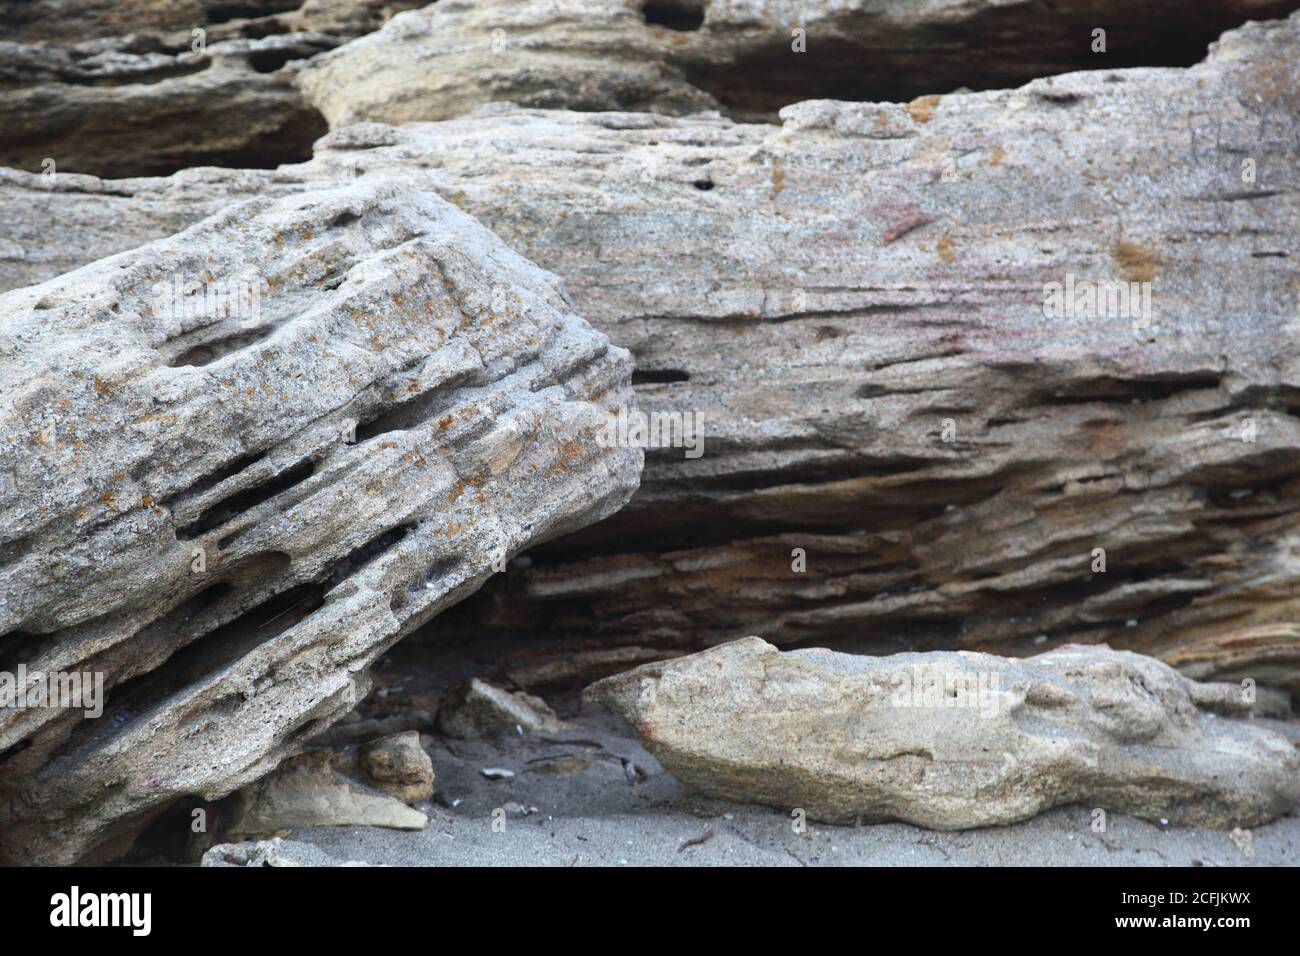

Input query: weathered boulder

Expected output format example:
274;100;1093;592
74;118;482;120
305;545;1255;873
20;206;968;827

1;15;1298;690
586;637;1300;829
0;0;426;177
0;32;335;177
296;0;1300;126
0;178;641;863
0;0;425;45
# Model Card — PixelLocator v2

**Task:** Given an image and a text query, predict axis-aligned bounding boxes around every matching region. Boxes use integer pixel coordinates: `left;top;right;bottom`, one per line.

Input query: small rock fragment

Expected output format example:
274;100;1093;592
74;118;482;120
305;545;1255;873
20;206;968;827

204;750;428;847
360;731;435;804
436;678;566;738
200;837;375;868
1230;827;1256;860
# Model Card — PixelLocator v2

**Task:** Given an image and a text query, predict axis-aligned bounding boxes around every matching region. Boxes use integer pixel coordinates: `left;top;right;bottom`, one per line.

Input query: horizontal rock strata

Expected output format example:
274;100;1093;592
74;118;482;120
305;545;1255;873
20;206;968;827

296;0;1300;124
0;0;425;176
586;637;1300;828
1;15;1298;693
0;178;640;863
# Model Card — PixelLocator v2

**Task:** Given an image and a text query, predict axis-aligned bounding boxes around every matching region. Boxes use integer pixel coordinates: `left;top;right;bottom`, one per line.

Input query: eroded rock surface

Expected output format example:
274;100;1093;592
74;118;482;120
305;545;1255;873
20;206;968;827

1;15;1298;692
587;638;1300;829
0;178;640;864
296;0;1300;125
0;0;426;176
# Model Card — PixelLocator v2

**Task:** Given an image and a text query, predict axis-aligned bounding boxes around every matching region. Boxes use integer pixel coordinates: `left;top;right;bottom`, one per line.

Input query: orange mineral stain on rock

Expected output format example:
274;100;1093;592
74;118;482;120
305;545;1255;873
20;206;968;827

1114;240;1158;283
989;144;1006;166
907;95;941;124
936;235;956;263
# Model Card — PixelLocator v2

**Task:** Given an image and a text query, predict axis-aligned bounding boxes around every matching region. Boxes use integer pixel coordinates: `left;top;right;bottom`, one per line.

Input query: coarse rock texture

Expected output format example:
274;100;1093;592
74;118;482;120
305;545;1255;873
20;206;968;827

586;638;1300;829
1;16;1299;691
0;31;336;177
200;835;375;866
0;0;425;176
0;0;426;44
193;746;429;852
0;178;641;864
174;634;1300;866
359;730;436;802
295;0;1300;127
435;677;567;738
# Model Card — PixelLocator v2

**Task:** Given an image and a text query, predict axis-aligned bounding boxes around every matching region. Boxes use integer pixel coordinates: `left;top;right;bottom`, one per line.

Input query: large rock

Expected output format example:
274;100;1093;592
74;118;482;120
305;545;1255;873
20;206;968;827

0;0;426;44
1;15;1298;688
586;637;1300;829
0;32;335;177
0;178;640;863
0;0;425;177
296;0;1300;126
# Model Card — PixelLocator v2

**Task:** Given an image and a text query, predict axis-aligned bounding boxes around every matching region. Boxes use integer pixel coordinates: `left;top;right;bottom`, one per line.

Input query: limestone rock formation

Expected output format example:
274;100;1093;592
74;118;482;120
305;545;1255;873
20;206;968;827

0;178;640;863
1;15;1298;691
0;0;425;176
586;637;1300;829
296;0;1300;126
0;31;336;177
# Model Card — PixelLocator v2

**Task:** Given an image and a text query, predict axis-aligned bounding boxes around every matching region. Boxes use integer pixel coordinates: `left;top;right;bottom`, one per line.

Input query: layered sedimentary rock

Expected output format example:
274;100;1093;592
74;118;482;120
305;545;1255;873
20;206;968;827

587;637;1300;828
0;0;425;44
0;179;640;863
0;32;335;177
0;0;424;176
296;0;1300;126
1;15;1298;691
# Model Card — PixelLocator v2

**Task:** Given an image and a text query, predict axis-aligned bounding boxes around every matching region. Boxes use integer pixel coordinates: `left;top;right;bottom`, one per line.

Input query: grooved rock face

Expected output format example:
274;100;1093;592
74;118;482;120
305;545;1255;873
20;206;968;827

0;33;336;178
0;0;428;177
295;0;1300;125
586;637;1300;829
0;179;641;863
1;14;1298;686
